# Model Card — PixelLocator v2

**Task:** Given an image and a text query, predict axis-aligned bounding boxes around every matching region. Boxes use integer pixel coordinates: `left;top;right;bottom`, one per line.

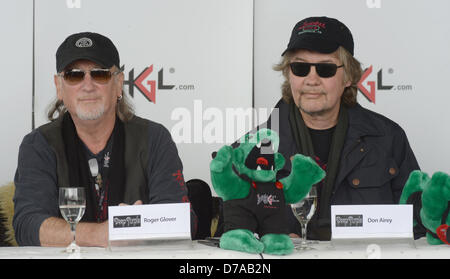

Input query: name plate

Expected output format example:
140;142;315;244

108;203;191;241
331;205;413;239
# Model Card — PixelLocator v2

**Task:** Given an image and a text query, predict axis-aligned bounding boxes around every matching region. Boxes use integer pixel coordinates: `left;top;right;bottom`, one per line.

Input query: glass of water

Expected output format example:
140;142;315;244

59;187;86;253
290;185;317;250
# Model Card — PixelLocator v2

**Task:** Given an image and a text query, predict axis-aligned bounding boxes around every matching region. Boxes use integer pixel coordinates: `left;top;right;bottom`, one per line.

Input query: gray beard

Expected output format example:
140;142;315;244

76;104;105;120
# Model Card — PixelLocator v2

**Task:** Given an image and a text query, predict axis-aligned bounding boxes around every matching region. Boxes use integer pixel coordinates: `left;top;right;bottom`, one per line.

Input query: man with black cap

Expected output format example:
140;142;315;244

263;16;424;240
13;32;195;247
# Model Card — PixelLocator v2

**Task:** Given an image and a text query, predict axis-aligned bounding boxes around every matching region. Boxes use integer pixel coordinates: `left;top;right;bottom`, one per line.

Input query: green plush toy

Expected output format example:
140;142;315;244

210;129;325;255
399;170;450;245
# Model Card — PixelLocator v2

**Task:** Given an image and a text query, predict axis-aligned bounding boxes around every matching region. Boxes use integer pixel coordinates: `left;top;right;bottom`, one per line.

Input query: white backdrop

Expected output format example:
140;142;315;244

0;0;448;189
254;0;450;175
0;1;33;185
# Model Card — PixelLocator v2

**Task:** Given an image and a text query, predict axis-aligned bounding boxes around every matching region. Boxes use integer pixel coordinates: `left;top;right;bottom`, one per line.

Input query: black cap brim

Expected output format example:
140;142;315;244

57;55;112;73
282;35;340;56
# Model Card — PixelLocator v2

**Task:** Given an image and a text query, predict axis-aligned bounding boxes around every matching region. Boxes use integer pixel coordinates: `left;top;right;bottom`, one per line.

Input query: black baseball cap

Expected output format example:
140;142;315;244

56;32;120;73
282;16;354;56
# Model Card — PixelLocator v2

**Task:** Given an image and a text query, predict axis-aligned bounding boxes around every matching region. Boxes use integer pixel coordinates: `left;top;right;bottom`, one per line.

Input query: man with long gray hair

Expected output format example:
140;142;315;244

265;16;424;241
13;32;195;247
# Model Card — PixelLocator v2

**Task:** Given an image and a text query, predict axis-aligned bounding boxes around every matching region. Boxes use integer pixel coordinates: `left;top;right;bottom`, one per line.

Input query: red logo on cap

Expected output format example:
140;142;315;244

298;21;326;29
298;21;326;30
297;21;326;35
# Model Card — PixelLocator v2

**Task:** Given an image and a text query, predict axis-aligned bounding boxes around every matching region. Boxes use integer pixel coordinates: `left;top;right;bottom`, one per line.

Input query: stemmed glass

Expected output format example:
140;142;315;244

59;187;86;253
290;185;317;250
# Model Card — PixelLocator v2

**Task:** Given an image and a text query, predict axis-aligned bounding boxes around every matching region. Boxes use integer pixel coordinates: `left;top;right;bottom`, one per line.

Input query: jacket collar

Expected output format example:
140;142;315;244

273;99;384;139
346;103;384;139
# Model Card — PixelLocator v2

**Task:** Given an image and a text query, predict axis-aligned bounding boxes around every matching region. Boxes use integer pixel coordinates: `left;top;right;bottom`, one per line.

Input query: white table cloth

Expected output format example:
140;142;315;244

0;238;448;259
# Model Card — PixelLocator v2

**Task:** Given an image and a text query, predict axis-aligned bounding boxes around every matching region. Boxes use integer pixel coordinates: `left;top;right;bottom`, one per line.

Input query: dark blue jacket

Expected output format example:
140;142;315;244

265;99;423;240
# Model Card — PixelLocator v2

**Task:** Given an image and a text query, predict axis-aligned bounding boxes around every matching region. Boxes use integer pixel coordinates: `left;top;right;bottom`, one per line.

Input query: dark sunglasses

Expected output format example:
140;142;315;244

290;62;344;78
58;68;120;84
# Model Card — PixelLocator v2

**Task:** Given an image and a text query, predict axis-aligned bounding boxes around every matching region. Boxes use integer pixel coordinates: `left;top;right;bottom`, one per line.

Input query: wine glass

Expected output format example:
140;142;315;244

59;187;86;253
290;185;317;250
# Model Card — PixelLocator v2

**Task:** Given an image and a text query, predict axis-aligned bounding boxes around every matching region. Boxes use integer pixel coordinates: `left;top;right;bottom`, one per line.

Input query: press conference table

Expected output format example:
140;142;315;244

0;238;448;259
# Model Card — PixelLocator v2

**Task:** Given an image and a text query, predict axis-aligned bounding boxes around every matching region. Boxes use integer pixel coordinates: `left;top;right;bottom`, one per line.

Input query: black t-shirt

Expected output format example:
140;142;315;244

306;125;336;226
308;126;336;166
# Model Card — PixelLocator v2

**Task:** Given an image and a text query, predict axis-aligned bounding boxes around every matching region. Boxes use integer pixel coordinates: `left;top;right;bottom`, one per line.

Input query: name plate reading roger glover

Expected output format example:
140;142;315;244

108;203;191;242
331;204;413;240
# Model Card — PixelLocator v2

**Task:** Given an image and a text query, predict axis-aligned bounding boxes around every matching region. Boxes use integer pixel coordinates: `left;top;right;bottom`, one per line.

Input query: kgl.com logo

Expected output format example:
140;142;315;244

121;65;195;104
357;65;413;104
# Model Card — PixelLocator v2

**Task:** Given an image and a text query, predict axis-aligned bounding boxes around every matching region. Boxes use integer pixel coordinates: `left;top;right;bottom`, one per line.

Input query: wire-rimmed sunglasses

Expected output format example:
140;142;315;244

289;62;344;78
58;68;121;85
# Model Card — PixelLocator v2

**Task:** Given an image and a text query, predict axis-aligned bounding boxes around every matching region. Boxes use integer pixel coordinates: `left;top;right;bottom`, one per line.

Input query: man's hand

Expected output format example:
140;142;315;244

118;200;143;206
39;217;109;247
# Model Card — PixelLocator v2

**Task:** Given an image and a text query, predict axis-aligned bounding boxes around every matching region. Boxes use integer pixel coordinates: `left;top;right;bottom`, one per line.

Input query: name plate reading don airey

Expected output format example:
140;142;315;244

108;203;191;242
331;204;413;240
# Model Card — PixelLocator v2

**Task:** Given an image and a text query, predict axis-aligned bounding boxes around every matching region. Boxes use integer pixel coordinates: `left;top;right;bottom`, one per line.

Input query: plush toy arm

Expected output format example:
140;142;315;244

210;145;250;201
281;154;325;204
420;172;450;244
399;170;430;205
398;170;430;235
